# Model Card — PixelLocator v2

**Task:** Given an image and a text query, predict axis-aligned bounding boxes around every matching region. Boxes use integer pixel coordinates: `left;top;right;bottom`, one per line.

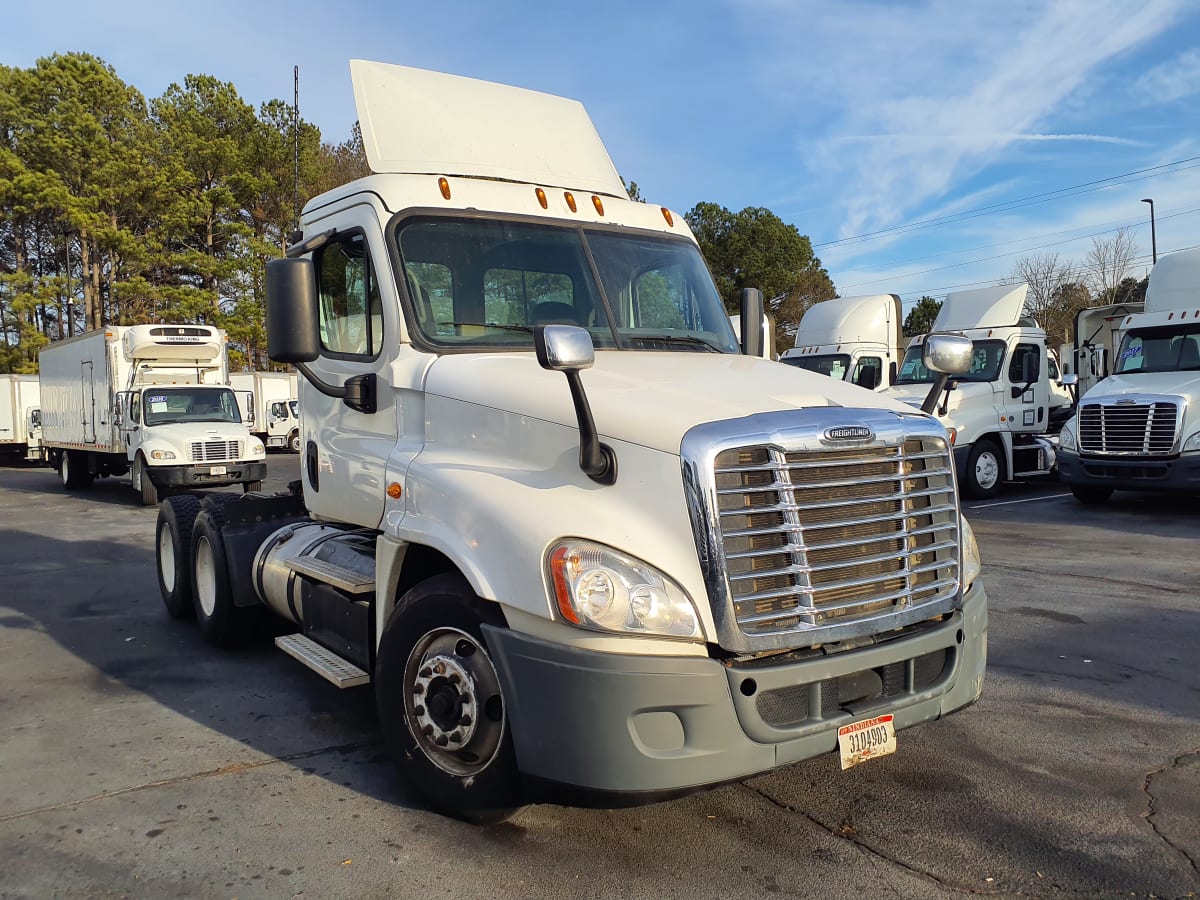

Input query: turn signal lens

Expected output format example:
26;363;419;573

591;195;605;216
661;207;674;226
438;177;451;200
535;187;548;209
386;482;402;499
564;191;577;212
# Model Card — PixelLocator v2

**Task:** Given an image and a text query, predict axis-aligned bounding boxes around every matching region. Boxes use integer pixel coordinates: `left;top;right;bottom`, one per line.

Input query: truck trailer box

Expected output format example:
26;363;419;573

0;374;40;459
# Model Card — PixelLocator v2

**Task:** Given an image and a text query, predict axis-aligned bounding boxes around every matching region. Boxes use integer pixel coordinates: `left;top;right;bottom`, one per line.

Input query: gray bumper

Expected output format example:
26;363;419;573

485;581;987;801
151;461;268;489
1058;450;1200;491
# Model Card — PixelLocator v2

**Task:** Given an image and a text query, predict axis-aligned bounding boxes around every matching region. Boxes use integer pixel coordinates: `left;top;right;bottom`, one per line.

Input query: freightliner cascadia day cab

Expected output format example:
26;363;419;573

1058;248;1200;503
231;371;301;452
1059;301;1146;400
38;325;267;505
780;294;903;391
883;285;1056;499
155;61;987;823
0;374;41;463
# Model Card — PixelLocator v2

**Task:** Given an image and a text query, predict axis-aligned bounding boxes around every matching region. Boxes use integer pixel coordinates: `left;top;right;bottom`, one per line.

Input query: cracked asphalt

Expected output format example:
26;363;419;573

1;461;1197;898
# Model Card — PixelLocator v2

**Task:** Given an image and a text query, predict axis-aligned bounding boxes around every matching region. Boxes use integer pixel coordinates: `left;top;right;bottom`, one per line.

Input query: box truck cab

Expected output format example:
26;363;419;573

883;285;1054;498
154;62;987;824
231;371;301;452
38;325;267;505
1058;249;1200;503
0;375;41;463
780;294;902;391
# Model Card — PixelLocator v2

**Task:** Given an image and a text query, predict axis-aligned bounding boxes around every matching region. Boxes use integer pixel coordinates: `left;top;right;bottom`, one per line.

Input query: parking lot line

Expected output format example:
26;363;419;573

965;492;1073;510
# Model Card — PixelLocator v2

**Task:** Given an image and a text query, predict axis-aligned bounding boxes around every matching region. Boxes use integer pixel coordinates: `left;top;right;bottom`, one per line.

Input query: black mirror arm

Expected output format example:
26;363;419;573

921;374;951;415
295;363;376;414
563;370;617;485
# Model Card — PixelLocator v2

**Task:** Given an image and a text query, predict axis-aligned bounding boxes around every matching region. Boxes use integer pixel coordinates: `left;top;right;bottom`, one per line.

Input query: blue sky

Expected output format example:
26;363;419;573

5;0;1200;314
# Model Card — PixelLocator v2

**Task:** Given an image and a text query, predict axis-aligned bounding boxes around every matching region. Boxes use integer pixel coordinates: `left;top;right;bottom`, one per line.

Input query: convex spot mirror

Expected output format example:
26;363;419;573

535;324;595;372
1061;373;1079;386
922;333;974;375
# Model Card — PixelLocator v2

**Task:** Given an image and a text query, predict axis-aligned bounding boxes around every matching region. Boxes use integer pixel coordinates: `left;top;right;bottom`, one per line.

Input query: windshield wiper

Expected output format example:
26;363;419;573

445;322;532;333
626;334;723;352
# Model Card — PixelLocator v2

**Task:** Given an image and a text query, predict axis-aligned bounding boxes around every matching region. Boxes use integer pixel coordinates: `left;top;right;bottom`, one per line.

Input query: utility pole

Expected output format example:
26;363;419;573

294;66;301;235
1142;198;1157;264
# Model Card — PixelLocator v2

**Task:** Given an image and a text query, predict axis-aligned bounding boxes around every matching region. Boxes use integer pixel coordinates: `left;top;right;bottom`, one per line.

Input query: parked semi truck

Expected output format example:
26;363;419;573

38;325;267;505
230;371;300;452
1058;249;1200;503
883;285;1055;498
155;61;987;823
1058;301;1146;399
780;294;903;391
0;374;41;463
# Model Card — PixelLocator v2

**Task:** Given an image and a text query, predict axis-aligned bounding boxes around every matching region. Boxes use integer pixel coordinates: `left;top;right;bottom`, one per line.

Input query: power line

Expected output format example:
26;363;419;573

814;155;1200;250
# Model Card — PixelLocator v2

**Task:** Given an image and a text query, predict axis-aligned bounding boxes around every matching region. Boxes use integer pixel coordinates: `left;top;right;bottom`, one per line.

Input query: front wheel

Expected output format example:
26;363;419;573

133;454;159;506
962;440;1003;500
375;573;525;824
1071;484;1113;505
288;430;301;454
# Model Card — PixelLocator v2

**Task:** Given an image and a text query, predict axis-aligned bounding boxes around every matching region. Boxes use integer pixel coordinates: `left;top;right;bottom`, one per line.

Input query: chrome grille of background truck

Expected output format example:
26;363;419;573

190;440;243;462
682;410;961;654
1078;399;1181;455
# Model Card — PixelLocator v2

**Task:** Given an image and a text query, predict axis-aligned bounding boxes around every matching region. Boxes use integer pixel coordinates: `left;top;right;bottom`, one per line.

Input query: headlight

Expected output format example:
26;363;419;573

1058;420;1077;452
1182;431;1200;453
249;439;266;455
961;516;982;593
149;449;176;460
548;540;703;640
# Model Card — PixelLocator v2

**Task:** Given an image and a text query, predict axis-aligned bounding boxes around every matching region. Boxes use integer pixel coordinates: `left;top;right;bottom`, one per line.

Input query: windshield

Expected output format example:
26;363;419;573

396;216;741;353
1115;324;1200;374
780;353;851;380
896;339;1006;384
142;387;242;426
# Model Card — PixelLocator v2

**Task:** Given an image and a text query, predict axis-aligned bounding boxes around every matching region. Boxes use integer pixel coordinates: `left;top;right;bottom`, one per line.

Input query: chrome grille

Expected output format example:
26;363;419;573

714;438;959;640
190;440;242;462
1078;401;1179;455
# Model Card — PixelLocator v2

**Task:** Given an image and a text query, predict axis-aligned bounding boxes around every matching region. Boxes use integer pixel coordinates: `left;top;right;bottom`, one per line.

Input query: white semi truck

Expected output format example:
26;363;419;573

883;285;1056;498
780;294;903;391
154;61;987;823
1058;248;1200;503
0;374;42;463
1059;301;1146;400
230;371;300;452
38;325;268;505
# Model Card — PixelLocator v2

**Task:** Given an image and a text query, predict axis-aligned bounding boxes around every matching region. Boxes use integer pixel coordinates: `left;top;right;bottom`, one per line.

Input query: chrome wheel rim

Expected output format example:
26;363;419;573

975;451;1000;490
403;627;504;776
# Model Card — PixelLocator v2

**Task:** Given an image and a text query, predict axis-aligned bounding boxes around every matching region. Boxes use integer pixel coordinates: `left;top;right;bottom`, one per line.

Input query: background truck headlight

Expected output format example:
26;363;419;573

149;449;176;460
249;439;266;455
548;540;703;640
1183;431;1200;453
1058;421;1077;452
961;516;982;593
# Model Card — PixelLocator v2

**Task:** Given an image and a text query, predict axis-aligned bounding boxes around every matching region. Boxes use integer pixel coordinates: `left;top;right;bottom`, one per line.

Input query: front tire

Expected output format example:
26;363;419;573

1071;484;1113;505
962;440;1003;499
133;453;159;506
156;495;201;619
190;507;259;646
375;573;525;824
288;430;301;453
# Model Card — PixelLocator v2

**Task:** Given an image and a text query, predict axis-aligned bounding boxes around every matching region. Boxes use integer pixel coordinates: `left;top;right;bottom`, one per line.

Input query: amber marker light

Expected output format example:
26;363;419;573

535;187;548;209
386;482;402;500
438;177;451;200
592;195;605;216
564;191;577;212
661;207;674;226
549;546;581;625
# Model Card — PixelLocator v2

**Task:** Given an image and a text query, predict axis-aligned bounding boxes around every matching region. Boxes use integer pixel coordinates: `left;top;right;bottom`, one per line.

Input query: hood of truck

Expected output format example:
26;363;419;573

1080;371;1200;405
882;380;998;424
424;351;922;454
142;421;254;456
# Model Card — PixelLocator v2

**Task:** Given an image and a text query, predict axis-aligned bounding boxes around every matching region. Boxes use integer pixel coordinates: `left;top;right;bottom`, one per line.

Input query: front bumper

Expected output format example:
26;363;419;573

149;461;268;489
486;580;987;803
1057;450;1200;491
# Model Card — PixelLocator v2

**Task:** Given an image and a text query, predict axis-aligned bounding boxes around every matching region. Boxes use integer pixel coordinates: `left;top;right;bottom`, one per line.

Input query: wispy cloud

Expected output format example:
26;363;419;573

1133;47;1200;104
828;133;1147;147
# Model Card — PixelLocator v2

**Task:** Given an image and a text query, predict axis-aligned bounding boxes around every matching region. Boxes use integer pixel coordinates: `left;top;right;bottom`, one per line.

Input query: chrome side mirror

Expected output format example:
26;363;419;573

535;324;595;371
922;333;974;375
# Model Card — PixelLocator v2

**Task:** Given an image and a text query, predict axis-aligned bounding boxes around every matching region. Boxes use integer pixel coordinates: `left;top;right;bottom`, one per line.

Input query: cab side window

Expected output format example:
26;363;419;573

1008;344;1039;382
315;233;383;357
850;356;883;389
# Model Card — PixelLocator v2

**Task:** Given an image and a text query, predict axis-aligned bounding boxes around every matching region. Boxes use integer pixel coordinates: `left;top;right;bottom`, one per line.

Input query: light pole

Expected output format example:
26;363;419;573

1142;198;1157;264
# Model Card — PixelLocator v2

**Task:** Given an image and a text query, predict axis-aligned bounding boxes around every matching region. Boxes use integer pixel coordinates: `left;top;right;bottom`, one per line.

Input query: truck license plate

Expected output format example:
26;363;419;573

837;714;896;770
208;465;227;476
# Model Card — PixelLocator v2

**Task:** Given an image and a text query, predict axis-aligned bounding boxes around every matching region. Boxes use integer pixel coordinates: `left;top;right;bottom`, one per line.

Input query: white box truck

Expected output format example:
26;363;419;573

154;62;987;824
38;325;268;505
883;285;1056;498
230;371;300;452
0;374;41;463
780;294;903;391
1058;248;1200;503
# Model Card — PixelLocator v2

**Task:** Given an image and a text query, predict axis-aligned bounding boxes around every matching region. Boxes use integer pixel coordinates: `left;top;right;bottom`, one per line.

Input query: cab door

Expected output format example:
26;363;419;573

1007;341;1049;433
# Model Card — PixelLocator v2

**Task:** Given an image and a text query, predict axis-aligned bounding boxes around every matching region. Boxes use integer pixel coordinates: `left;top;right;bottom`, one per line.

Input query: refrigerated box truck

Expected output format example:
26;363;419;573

38;325;268;504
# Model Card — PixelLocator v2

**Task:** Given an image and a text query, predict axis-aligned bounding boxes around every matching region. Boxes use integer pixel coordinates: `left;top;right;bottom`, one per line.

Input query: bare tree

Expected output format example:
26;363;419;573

1085;228;1139;303
1007;252;1087;346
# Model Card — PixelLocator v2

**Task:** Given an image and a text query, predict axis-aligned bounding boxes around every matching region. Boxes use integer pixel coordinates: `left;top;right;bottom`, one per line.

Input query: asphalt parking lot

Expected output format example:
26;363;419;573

1;458;1197;898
